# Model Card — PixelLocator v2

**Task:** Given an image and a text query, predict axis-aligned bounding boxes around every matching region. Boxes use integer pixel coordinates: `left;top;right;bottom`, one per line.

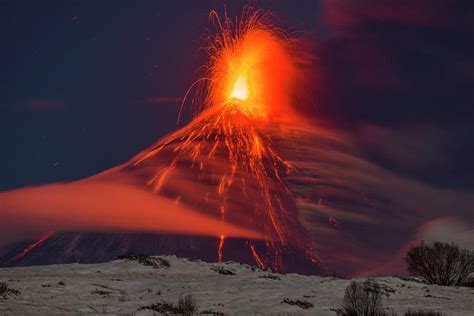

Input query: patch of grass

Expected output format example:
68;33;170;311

200;310;225;315
118;254;170;268
91;289;112;296
0;282;21;298
211;266;235;275
141;301;177;314
281;298;314;309
405;311;444;316
258;274;281;280
140;294;197;315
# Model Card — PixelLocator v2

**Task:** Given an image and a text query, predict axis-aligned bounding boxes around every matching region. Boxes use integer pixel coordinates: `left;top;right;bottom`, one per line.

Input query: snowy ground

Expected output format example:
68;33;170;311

0;256;473;315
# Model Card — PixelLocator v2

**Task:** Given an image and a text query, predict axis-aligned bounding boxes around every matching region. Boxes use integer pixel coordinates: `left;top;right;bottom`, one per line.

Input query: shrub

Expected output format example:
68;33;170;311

178;294;197;315
405;242;474;286
338;280;386;316
140;294;197;315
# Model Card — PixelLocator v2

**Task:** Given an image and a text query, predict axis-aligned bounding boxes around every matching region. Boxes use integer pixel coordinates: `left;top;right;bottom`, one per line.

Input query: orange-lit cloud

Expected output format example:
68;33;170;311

0;179;263;249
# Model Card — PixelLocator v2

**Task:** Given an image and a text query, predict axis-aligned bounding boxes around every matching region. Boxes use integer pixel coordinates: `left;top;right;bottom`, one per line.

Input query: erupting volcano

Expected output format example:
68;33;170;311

2;7;472;277
141;11;320;270
125;11;317;271
0;10;318;273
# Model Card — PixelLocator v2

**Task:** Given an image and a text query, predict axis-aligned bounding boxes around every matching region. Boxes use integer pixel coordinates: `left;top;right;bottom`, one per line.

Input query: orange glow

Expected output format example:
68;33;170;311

217;235;225;262
200;10;297;120
229;75;249;101
249;243;265;269
12;231;54;262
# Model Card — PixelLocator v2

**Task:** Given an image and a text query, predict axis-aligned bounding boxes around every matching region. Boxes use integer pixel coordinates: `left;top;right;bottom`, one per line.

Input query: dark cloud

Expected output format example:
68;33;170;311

25;99;65;111
143;97;182;105
299;0;474;189
320;0;452;28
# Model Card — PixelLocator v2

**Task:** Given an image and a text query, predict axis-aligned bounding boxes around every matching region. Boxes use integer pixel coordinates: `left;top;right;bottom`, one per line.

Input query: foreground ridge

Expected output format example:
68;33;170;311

0;256;472;315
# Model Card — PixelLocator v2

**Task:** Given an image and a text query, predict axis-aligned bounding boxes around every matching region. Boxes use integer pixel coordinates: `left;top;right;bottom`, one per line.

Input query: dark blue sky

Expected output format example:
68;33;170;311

1;0;473;191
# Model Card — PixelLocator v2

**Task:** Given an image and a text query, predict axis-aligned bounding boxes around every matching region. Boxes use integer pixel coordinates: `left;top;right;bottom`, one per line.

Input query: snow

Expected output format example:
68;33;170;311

0;256;473;315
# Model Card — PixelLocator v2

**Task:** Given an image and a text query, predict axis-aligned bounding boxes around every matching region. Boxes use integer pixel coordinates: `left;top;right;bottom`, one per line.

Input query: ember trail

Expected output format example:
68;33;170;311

130;10;317;271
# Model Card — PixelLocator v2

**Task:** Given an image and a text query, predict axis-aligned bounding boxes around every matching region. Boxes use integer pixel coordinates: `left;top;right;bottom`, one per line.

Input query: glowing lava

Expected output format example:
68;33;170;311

229;75;249;101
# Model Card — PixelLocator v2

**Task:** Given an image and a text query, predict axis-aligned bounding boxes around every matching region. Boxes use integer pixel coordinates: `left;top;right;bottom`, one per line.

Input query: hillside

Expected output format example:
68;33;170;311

0;256;473;315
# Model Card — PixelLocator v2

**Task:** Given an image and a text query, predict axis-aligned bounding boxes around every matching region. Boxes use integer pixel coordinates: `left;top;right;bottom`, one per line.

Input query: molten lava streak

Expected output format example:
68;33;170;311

130;10;316;271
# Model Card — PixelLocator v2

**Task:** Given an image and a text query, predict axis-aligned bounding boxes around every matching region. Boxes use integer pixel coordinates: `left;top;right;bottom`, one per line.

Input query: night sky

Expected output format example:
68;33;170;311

1;0;473;192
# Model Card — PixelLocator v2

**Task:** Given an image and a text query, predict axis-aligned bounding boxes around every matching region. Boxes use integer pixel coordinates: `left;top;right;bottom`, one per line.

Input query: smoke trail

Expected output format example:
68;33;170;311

271;118;474;275
0;178;263;250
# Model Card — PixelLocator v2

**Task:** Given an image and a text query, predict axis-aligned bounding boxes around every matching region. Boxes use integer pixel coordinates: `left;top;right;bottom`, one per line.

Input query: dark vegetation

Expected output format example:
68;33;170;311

210;266;235;275
91;289;112;296
118;254;170;268
281;298;314;309
200;310;225;315
258;274;281;280
140;294;197;315
405;242;474;286
404;311;443;316
0;282;21;298
338;280;387;316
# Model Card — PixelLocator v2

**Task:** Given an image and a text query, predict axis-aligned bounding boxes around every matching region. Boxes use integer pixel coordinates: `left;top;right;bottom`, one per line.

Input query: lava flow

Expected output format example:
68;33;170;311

127;10;316;271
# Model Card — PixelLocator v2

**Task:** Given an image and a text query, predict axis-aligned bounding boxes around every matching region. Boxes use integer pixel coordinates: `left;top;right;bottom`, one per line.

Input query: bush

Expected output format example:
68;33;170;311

178;294;197;315
338;280;386;316
405;242;474;286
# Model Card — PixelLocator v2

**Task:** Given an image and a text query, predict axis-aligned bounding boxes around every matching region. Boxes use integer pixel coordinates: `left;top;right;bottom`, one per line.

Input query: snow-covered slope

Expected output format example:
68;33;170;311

0;256;472;315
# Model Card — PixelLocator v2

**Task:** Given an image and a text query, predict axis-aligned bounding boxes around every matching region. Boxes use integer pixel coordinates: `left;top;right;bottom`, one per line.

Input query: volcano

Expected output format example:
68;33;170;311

0;108;321;274
1;9;472;277
1;104;472;276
